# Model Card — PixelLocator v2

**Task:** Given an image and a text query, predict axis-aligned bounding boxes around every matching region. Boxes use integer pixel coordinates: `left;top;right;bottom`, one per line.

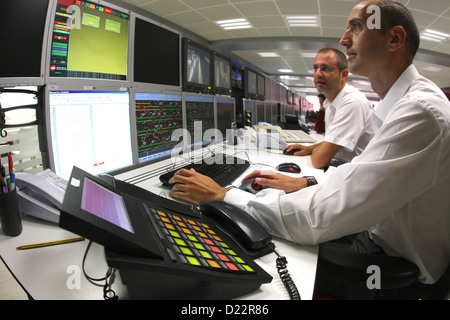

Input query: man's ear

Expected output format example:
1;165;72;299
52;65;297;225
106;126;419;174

387;25;407;53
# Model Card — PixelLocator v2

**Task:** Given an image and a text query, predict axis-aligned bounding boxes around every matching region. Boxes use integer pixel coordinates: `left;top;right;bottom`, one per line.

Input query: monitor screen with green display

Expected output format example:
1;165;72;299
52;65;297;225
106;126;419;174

49;0;129;80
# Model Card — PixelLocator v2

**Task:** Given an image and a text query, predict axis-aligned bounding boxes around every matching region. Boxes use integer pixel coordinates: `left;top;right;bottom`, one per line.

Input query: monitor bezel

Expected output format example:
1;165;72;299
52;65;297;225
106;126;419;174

212;52;232;96
132;14;181;90
44;84;134;178
182;38;213;95
44;0;132;87
0;0;52;88
244;68;258;100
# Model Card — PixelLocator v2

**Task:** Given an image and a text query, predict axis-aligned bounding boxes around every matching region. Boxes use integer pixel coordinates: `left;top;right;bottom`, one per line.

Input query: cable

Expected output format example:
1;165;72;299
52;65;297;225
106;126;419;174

82;240;118;300
267;243;301;300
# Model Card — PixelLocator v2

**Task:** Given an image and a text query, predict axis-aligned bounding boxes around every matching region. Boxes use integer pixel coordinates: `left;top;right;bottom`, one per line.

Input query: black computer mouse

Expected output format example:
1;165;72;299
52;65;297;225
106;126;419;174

276;162;301;173
283;148;301;155
239;178;265;194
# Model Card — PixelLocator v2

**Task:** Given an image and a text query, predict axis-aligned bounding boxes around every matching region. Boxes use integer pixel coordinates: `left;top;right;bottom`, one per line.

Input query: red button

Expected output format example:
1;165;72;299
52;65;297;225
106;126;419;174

226;263;238;271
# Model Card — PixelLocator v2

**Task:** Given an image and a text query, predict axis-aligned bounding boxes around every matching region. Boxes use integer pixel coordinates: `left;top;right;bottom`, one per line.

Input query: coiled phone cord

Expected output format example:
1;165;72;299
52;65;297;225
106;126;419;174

272;247;301;300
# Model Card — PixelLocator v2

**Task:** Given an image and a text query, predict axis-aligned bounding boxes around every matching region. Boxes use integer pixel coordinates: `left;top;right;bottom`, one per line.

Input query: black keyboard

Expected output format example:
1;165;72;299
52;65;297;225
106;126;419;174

159;154;250;186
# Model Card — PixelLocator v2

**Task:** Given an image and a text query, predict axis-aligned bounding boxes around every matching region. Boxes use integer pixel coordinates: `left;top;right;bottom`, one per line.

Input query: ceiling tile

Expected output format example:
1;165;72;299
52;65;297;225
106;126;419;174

275;0;320;15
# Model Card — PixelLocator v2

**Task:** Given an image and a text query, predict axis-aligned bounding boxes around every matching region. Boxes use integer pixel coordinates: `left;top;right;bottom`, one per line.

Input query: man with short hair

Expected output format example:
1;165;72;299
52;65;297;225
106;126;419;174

169;0;450;299
283;48;376;169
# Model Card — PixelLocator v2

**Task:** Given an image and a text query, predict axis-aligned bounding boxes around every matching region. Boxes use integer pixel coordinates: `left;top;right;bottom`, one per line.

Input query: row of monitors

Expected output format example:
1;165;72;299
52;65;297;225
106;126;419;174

243;100;300;127
0;0;279;100
46;89;236;179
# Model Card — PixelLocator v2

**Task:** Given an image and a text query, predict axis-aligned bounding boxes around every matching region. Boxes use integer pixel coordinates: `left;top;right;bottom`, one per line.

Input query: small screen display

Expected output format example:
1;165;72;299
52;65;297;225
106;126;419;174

81;177;134;233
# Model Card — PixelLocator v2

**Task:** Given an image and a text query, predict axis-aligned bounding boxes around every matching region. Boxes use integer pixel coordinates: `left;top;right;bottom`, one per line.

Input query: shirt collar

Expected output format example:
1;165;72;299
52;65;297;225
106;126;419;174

375;64;419;125
324;83;350;110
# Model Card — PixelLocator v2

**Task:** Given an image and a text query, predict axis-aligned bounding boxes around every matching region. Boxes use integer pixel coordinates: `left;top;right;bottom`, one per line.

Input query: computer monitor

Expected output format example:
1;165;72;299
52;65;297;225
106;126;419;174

244;68;258;100
0;0;50;87
47;89;133;179
184;94;215;148
216;96;235;139
213;53;232;95
133;16;180;87
135;92;183;163
48;0;130;81
182;39;213;94
257;74;265;100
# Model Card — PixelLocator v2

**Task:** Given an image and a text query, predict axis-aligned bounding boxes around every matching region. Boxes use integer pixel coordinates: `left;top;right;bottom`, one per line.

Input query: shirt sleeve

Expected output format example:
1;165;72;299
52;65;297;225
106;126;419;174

224;99;443;246
324;95;370;151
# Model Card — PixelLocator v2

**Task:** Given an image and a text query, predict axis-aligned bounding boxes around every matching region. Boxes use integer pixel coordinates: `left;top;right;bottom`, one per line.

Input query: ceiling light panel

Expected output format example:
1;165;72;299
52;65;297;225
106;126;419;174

420;29;449;42
216;18;252;30
285;15;319;27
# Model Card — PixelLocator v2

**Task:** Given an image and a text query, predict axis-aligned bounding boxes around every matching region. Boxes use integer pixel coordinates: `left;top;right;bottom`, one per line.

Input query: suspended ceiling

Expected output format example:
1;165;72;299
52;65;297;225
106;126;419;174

120;0;450;96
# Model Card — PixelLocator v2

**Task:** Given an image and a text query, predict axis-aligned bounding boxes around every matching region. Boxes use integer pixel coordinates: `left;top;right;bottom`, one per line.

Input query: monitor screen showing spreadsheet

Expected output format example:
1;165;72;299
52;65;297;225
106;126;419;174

48;90;133;179
49;0;129;80
135;92;183;163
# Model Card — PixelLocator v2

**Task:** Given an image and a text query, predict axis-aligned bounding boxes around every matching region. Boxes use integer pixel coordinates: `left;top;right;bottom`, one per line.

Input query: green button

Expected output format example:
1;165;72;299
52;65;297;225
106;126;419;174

180;247;193;255
187;235;197;242
193;242;205;250
226;249;237;256
186;256;201;266
175;238;186;246
199;250;212;259
219;242;229;248
243;265;254;272
170;230;180;238
235;257;245;264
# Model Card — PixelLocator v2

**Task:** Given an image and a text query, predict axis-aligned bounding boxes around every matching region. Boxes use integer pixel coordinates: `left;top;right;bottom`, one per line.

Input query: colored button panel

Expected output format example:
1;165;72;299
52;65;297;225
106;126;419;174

151;208;255;273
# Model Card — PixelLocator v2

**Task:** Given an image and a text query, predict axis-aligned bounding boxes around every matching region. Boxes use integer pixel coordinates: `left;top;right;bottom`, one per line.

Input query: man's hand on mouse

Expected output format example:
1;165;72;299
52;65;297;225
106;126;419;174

283;144;315;156
169;168;228;205
241;170;308;193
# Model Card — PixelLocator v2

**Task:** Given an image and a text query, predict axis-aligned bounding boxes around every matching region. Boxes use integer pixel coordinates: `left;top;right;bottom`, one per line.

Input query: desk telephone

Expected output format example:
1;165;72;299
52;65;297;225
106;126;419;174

15;169;67;224
59;167;281;299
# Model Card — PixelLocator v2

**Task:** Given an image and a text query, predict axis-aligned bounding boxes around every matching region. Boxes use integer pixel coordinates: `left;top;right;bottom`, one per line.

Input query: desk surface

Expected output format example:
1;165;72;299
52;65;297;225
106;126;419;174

0;133;324;300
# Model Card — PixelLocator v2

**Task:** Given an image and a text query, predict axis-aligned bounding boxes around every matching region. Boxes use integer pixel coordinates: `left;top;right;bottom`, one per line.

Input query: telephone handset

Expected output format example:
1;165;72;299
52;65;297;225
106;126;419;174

200;200;272;252
15;169;67;223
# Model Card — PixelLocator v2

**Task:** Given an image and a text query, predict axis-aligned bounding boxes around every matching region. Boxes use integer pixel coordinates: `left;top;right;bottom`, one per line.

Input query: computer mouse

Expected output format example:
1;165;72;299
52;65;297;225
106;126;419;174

276;162;301;174
238;178;265;194
283;148;301;155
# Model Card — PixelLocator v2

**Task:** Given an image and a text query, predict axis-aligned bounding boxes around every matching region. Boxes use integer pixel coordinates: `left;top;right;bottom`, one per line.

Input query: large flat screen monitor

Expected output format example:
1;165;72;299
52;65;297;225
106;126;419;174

185;94;215;148
133;17;180;87
213;53;231;95
135;92;183;163
182;39;213;94
0;0;50;86
48;90;133;179
49;0;130;81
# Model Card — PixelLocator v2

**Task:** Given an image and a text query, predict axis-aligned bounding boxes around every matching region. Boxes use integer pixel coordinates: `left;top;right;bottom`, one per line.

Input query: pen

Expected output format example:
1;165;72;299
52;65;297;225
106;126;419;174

16;237;85;250
8;155;13;175
9;169;15;191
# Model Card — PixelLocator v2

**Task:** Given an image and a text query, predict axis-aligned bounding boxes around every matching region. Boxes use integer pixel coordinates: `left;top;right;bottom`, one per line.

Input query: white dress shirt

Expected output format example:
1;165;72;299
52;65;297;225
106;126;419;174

323;84;376;163
225;65;450;284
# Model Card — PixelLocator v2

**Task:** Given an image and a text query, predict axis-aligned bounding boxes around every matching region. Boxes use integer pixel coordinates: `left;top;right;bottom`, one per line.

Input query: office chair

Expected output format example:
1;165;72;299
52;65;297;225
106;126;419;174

314;245;450;300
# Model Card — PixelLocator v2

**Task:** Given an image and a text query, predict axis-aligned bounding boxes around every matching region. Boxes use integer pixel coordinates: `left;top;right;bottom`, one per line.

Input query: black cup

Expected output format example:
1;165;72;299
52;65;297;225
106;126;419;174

0;188;22;236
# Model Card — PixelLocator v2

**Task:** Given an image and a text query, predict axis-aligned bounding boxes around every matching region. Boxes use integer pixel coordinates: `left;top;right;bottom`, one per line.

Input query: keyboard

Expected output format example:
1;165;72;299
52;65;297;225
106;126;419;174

159;153;250;186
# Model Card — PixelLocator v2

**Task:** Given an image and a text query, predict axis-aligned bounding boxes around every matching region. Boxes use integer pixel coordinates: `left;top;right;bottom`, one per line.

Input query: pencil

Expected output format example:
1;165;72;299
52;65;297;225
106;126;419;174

16;237;85;250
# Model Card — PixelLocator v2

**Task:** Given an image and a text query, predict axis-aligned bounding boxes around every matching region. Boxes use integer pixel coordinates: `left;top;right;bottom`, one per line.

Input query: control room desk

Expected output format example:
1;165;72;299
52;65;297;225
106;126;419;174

0;134;324;300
